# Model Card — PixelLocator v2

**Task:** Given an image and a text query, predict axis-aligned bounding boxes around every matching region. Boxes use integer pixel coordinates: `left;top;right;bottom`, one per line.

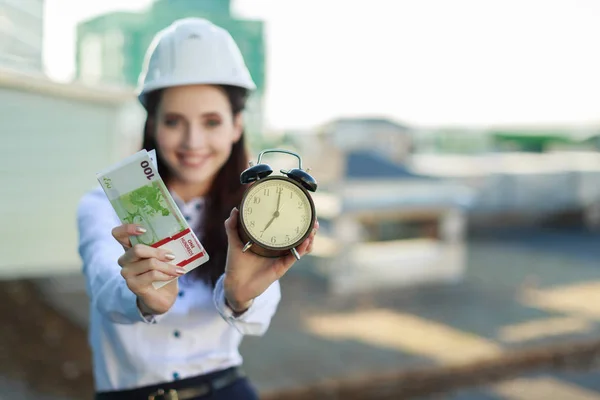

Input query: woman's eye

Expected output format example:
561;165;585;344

164;117;179;127
206;119;221;128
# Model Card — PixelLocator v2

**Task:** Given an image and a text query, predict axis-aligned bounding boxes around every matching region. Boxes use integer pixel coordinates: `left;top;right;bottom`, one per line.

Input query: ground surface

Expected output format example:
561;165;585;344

3;227;600;399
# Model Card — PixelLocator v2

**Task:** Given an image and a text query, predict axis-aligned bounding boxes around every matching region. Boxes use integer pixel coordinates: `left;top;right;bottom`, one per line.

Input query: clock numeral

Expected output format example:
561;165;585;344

276;186;283;194
271;236;277;244
295;226;300;234
263;188;270;196
247;207;253;215
249;221;255;228
301;214;308;222
290;191;293;199
253;197;261;204
285;235;290;242
297;201;303;209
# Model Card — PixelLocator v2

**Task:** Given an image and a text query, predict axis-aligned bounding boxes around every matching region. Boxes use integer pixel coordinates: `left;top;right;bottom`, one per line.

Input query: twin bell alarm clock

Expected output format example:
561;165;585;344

237;149;318;260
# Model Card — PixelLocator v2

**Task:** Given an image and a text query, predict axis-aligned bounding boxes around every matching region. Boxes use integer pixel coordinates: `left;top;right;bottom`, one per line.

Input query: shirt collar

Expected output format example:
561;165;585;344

170;190;205;212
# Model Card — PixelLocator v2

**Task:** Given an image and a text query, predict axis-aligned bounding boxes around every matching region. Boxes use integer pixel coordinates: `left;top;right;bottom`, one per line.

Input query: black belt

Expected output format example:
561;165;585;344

95;366;245;400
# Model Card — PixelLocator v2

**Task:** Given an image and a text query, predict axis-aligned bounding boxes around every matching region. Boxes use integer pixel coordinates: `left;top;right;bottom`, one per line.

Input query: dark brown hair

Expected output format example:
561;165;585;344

141;85;250;287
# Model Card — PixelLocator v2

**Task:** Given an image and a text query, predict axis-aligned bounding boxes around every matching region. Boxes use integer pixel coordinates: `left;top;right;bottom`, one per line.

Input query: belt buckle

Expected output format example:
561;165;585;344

148;388;178;400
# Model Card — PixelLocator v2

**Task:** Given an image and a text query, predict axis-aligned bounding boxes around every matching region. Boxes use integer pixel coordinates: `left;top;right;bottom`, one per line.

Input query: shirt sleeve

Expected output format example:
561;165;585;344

77;187;166;325
213;272;281;336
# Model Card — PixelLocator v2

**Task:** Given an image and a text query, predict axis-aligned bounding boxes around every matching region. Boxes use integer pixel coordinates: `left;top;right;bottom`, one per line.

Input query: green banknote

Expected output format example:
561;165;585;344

96;149;209;289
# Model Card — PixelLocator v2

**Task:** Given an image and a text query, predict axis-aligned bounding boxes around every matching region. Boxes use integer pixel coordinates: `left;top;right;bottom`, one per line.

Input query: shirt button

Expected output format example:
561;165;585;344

178;291;184;298
196;203;203;210
184;215;191;221
173;372;180;380
173;330;181;338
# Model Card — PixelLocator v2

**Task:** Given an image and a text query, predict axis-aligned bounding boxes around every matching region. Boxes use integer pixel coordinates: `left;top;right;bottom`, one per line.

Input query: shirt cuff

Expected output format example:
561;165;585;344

213;274;258;325
130;291;169;324
97;277;157;325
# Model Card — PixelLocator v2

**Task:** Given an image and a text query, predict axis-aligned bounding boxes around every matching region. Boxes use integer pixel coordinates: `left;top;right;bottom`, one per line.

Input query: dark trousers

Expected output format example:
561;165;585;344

207;377;259;399
95;367;259;400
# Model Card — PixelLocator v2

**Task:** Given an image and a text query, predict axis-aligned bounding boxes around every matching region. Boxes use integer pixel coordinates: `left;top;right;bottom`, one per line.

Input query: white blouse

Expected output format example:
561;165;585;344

77;186;281;392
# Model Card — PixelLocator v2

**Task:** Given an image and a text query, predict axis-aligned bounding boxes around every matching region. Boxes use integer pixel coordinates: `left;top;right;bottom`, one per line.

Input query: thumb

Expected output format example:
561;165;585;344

224;208;243;249
112;223;145;250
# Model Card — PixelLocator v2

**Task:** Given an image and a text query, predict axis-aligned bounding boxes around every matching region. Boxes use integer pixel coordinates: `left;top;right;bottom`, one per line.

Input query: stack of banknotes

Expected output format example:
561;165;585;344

96;149;210;289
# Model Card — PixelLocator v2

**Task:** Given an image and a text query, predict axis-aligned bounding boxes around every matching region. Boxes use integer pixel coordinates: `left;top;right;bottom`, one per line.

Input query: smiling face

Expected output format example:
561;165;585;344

153;84;243;198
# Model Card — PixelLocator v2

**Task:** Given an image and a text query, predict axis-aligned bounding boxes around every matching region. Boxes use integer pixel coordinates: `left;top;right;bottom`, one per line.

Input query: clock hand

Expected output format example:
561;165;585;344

260;192;286;237
275;190;282;213
260;214;277;237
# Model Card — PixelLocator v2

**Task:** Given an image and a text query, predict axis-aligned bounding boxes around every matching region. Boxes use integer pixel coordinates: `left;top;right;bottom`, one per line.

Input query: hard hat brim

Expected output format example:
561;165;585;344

137;78;257;109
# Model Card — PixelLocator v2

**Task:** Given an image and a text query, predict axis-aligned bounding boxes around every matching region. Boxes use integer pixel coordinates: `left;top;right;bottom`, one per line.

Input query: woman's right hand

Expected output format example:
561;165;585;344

111;224;185;315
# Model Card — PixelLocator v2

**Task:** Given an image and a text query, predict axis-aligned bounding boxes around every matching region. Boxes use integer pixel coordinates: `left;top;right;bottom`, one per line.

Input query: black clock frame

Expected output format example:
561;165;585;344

237;175;316;258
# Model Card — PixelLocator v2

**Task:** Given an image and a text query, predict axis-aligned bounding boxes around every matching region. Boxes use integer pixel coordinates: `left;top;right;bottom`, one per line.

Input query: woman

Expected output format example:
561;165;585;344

77;18;318;399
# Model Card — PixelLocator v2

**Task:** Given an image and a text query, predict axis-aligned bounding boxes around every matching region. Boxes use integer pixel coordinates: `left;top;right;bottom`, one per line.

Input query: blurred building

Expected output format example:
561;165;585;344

292;117;415;187
0;67;140;279
300;148;474;295
0;0;45;73
415;125;600;154
285;116;474;294
317;117;414;161
75;0;266;137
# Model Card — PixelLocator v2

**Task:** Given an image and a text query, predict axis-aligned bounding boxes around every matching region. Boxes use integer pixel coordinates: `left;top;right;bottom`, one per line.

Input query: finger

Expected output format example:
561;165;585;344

306;237;314;254
121;257;185;279
298;225;318;255
224;208;243;250
125;269;178;293
305;223;319;246
138;268;181;287
297;236;312;256
112;224;148;249
281;231;315;270
118;243;176;266
309;219;319;239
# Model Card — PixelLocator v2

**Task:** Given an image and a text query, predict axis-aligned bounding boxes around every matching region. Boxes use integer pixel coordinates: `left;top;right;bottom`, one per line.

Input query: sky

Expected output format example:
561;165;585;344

43;0;600;130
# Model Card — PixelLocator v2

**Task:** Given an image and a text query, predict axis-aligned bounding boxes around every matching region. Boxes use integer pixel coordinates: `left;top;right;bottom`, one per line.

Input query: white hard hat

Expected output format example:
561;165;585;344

137;17;256;108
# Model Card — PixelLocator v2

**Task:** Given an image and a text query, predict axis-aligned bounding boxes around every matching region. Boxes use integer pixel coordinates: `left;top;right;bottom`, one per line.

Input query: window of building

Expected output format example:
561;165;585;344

362;217;440;242
103;29;125;82
3;0;43;20
80;33;103;84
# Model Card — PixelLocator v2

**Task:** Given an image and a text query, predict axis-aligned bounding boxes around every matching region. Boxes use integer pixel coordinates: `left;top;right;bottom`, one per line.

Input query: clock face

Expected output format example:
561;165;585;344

241;177;314;249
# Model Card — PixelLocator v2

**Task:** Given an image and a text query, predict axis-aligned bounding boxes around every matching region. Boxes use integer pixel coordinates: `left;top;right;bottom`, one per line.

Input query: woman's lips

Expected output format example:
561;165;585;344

177;153;211;168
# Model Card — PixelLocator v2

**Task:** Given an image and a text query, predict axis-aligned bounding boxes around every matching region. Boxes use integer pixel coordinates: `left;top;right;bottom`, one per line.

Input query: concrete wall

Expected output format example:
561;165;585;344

310;206;467;295
0;69;144;278
410;152;600;217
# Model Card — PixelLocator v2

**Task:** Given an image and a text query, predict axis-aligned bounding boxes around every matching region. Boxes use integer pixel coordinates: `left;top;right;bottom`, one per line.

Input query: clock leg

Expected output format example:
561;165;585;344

242;241;253;253
291;247;300;260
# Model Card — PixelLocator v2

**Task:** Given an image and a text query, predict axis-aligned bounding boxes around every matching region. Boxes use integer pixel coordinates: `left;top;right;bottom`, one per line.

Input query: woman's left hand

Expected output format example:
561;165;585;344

222;207;319;313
